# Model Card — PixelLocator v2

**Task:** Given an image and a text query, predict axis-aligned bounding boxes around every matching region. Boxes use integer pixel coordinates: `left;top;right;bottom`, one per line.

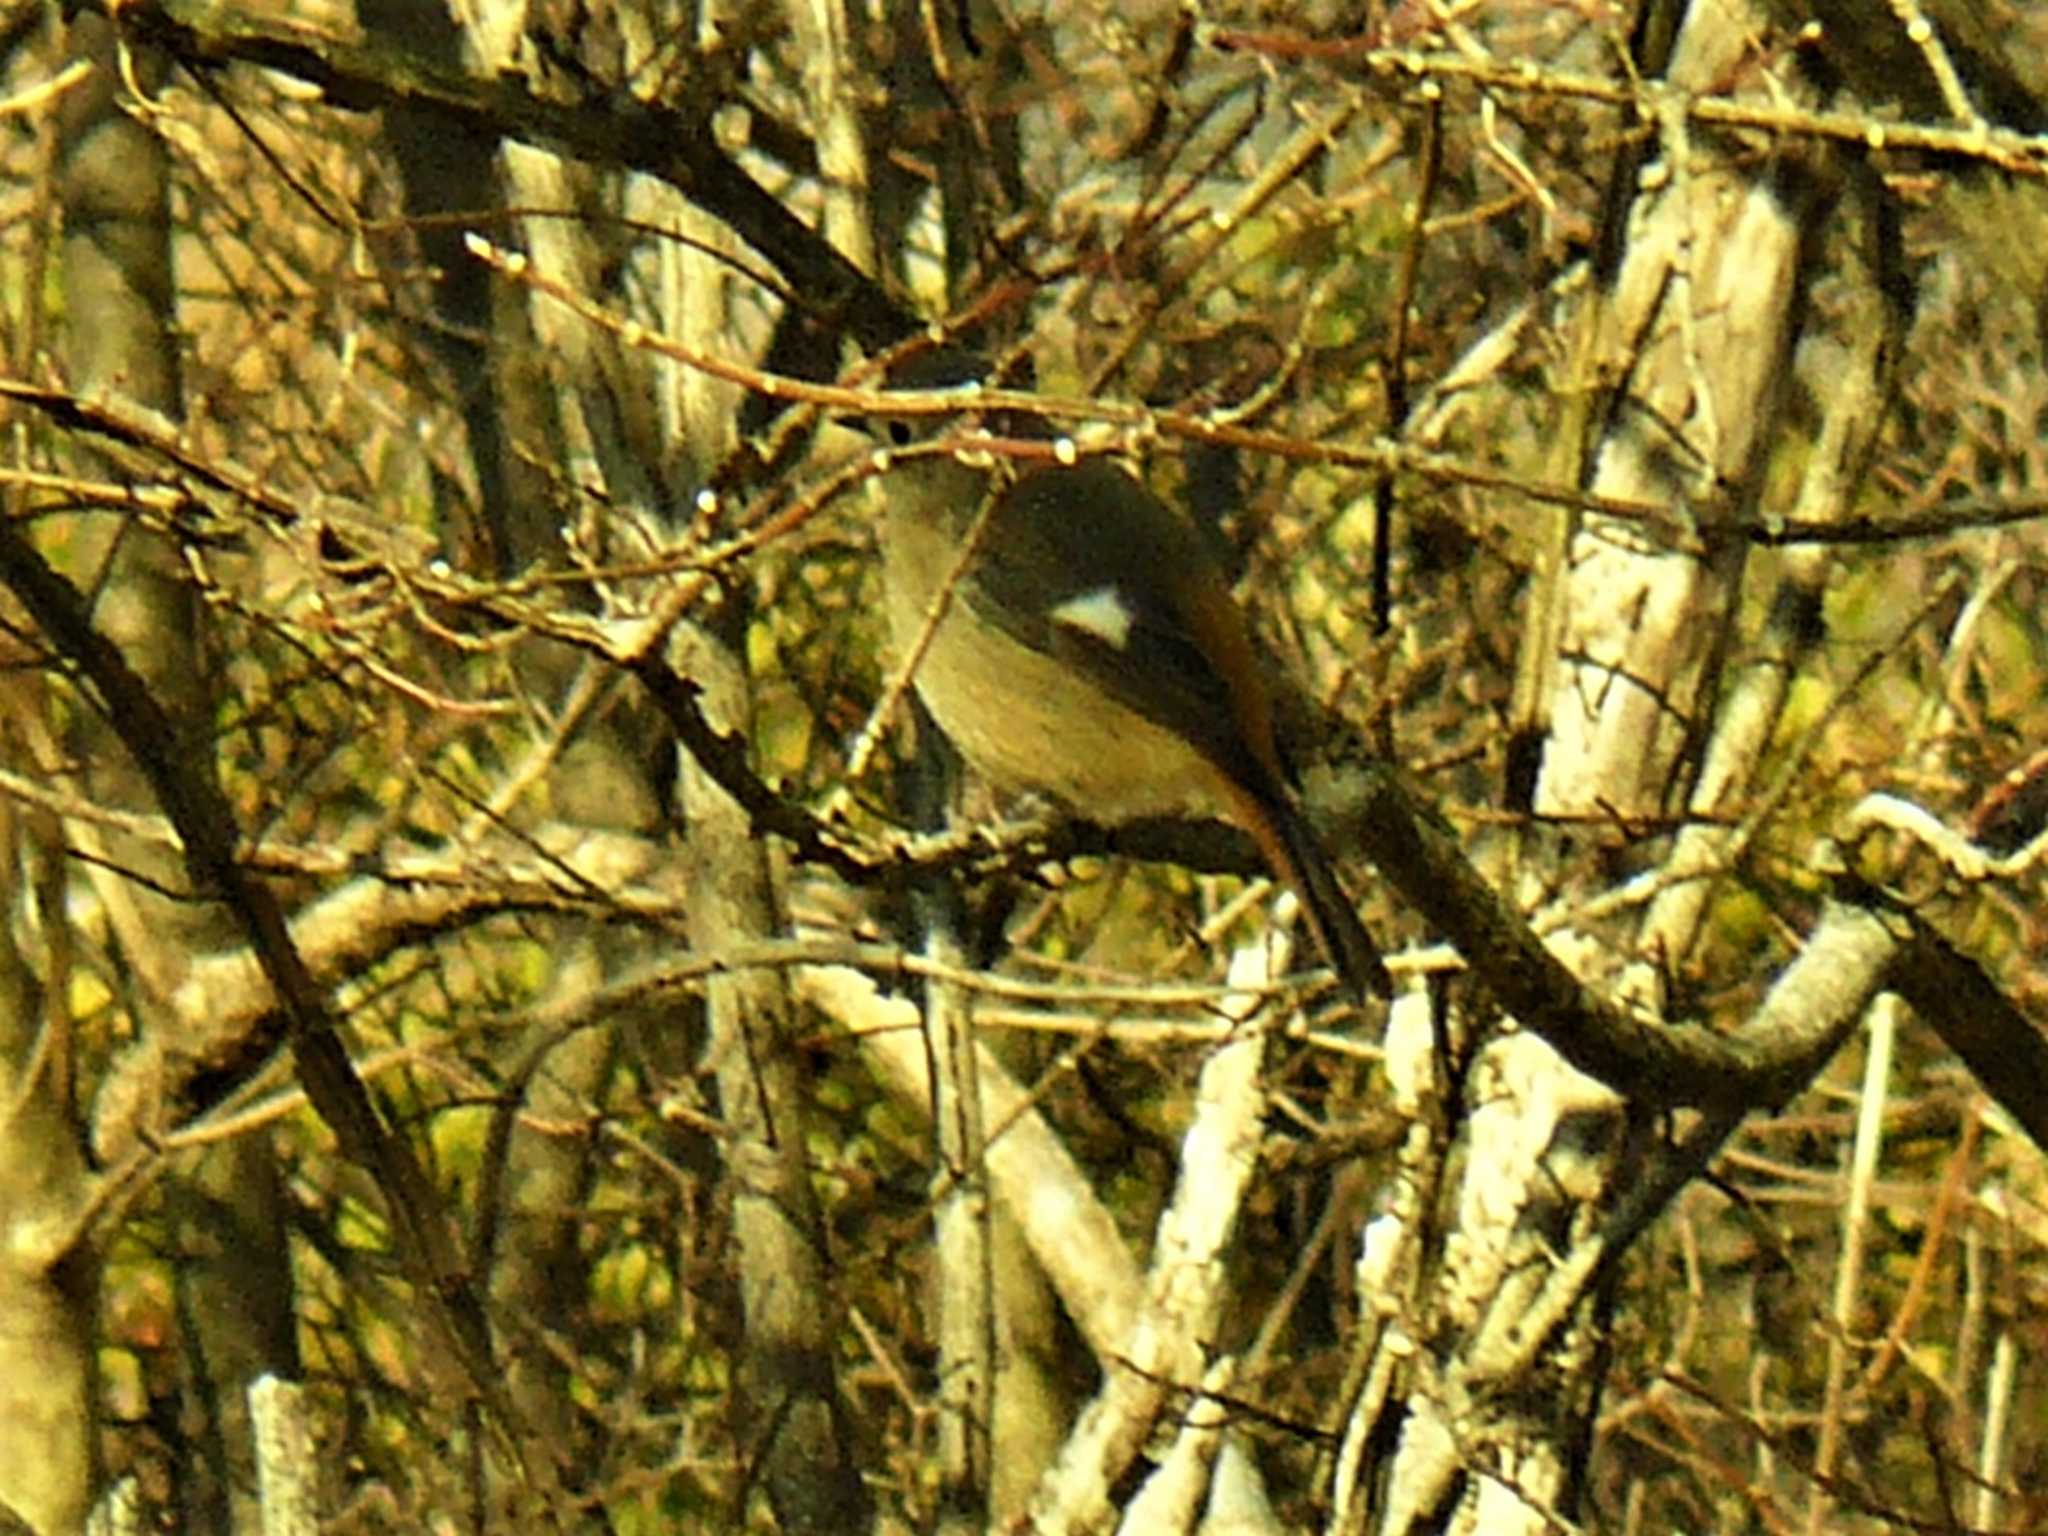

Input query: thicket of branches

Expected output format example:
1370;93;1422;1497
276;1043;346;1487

0;1;2044;1533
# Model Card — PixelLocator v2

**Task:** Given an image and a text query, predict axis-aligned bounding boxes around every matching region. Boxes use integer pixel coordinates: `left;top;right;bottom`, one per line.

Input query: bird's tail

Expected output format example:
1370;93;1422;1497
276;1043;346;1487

1236;788;1390;1001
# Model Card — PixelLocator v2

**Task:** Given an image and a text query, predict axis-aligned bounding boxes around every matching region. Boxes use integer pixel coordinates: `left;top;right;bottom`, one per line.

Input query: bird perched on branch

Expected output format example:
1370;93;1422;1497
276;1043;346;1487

874;435;1389;1001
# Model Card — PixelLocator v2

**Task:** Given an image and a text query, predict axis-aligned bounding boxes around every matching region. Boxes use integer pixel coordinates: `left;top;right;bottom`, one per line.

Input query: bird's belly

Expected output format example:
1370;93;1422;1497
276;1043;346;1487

906;604;1228;823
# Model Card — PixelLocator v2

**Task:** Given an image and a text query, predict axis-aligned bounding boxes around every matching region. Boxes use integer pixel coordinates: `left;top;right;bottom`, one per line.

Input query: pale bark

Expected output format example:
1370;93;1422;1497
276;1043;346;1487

1361;3;1843;1531
1537;0;1806;820
245;1377;315;1536
0;878;94;1536
60;14;298;1520
0;15;181;1534
676;617;869;1533
810;920;1298;1535
924;931;997;1531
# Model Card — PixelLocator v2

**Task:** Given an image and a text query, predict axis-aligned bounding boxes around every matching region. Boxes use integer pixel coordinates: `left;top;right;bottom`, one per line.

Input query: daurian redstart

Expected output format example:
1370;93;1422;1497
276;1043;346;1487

876;446;1390;1000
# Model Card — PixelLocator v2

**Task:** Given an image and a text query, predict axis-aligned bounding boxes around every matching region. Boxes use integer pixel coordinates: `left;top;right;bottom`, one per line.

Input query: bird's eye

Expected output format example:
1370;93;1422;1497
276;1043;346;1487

886;420;914;448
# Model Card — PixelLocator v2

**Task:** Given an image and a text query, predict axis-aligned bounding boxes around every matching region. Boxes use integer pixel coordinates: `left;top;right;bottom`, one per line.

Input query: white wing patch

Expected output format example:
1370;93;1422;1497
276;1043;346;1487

1048;585;1135;649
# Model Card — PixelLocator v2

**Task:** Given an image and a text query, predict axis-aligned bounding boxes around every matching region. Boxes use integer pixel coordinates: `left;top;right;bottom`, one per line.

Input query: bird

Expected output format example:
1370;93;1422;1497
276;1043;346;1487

874;445;1390;1000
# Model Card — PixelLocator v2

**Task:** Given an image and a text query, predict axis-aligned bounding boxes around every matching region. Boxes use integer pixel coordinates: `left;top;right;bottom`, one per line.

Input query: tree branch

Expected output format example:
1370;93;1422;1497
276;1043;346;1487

100;0;922;351
0;512;520;1460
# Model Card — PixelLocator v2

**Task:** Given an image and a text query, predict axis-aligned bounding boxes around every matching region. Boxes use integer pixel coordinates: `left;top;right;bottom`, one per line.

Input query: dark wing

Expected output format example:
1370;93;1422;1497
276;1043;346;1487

964;460;1283;793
